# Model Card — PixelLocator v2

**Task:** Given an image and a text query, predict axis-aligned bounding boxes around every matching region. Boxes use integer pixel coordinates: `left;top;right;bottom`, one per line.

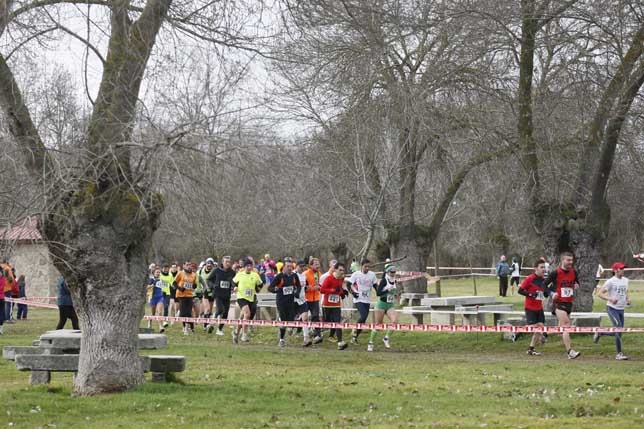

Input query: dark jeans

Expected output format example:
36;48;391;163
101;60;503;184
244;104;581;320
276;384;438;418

354;302;371;337
214;296;231;331
499;276;508;297
56;305;79;330
4;291;12;321
307;300;321;338
17;303;28;319
0;299;4;325
277;302;296;339
323;306;342;342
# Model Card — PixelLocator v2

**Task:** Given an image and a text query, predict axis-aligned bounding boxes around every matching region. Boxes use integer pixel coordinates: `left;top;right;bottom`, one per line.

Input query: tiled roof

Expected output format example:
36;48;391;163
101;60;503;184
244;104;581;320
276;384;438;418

0;216;43;242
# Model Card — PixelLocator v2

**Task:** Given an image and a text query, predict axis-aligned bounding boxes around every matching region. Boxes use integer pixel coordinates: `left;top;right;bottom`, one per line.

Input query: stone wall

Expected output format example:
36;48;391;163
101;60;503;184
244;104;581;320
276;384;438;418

10;243;60;299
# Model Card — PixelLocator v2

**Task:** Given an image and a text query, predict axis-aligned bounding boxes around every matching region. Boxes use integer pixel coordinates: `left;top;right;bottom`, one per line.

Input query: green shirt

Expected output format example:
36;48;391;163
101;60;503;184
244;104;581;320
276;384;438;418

233;271;263;302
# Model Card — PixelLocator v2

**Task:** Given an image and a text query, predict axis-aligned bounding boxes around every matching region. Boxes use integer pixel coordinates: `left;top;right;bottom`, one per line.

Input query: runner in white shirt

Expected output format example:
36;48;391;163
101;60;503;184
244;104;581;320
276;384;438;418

347;259;378;344
594;262;631;360
295;260;312;347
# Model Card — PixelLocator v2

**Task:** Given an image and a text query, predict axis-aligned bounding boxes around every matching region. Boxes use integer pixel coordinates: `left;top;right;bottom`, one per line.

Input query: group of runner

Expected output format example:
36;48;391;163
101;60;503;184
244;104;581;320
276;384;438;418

518;251;632;360
146;255;399;352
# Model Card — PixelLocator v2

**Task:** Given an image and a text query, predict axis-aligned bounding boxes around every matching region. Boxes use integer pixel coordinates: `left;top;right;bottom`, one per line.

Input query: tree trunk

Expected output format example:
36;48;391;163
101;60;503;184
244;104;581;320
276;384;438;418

44;186;161;395
390;225;426;293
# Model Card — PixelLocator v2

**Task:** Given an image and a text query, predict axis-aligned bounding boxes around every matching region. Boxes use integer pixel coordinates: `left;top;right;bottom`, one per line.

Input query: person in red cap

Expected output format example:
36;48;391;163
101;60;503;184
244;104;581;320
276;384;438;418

594;262;631;360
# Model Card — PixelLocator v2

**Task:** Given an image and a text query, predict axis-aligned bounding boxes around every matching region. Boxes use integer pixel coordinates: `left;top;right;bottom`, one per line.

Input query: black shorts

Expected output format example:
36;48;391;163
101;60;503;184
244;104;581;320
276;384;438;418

525;309;545;325
555;301;573;314
510;277;520;286
237;298;254;309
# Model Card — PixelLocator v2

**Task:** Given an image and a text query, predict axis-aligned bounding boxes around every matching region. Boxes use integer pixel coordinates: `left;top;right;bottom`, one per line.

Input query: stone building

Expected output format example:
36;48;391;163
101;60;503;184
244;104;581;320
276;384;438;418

0;216;60;299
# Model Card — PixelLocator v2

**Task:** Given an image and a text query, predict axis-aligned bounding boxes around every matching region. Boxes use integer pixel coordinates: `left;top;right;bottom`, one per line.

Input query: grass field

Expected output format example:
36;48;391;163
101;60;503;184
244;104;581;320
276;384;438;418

1;277;644;428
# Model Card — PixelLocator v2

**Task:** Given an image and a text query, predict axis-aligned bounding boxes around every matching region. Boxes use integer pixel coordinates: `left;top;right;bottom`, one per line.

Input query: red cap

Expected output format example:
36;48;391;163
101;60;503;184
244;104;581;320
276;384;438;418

612;262;626;271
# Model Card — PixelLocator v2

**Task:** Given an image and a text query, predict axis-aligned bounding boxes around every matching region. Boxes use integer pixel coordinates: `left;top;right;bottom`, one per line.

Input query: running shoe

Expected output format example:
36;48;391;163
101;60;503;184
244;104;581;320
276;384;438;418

207;324;215;334
302;339;312;347
216;329;225;336
241;333;250;342
337;341;348;350
328;336;338;343
232;331;239;344
383;336;391;349
526;349;541;356
162;321;169;328
278;339;286;348
593;332;600;344
183;328;189;336
615;352;629;361
350;335;358;345
567;349;580;359
312;336;323;345
367;343;374;352
159;328;165;334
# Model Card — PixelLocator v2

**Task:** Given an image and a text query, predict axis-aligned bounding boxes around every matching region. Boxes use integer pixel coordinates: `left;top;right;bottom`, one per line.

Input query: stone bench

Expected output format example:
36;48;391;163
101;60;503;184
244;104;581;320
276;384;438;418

14;353;185;385
37;331;168;350
399;293;437;324
3;346;77;360
456;303;514;326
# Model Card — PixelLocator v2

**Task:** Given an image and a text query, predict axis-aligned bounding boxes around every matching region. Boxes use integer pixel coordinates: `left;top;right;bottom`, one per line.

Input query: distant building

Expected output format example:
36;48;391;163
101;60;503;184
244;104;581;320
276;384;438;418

0;216;60;299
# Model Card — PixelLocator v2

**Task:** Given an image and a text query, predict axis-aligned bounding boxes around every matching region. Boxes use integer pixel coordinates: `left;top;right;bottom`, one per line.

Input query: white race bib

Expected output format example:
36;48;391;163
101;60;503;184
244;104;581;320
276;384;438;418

360;290;369;298
245;288;253;297
561;287;574;298
328;294;340;303
183;283;193;290
219;281;230;289
386;294;395;303
282;286;294;295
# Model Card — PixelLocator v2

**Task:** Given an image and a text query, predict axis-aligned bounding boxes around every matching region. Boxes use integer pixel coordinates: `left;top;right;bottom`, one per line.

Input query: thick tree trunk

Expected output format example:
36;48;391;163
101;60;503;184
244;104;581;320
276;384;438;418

44;186;161;395
390;225;427;293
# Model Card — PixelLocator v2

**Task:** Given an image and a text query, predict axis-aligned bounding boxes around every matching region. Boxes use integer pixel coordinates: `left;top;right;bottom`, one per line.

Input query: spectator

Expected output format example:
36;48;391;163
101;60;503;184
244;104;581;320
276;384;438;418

509;258;521;295
0;271;5;334
16;275;27;320
495;255;511;297
56;277;79;330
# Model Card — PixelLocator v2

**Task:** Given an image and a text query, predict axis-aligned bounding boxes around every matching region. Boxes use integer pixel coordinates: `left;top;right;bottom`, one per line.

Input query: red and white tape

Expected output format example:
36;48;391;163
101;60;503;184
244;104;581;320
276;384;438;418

8;297;644;333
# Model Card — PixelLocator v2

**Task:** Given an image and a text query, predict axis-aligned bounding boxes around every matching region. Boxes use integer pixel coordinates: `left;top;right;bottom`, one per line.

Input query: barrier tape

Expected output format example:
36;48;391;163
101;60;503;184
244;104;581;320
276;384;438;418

9;297;644;334
142;315;644;334
4;297;58;309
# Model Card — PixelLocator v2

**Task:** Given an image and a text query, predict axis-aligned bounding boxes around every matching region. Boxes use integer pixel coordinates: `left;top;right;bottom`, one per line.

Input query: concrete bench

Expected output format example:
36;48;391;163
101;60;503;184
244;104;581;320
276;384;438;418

456;304;514;326
420;296;497;325
399;293;437;324
3;346;77;360
37;331;168;350
14;353;185;385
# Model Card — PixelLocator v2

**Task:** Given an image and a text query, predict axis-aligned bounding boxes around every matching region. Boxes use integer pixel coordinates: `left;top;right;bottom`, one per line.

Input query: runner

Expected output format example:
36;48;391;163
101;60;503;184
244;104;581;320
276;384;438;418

543;251;581;359
518;259;549;356
262;254;277;286
269;261;301;347
594;262;631;360
320;261;349;350
206;256;236;335
159;264;174;330
232;258;263;343
147;268;165;333
368;265;399;351
169;262;180;320
320;259;337;342
294;259;312;346
174;262;197;335
199;258;216;330
304;258;324;344
347;258;378;344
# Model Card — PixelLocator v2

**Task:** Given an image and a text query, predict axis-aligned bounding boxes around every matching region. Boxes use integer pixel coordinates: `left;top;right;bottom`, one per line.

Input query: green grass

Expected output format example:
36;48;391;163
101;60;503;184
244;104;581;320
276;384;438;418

2;277;644;428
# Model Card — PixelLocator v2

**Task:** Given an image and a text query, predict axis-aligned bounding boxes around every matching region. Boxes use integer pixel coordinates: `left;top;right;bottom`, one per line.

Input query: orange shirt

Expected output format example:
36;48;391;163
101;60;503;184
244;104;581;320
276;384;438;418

1;263;14;293
174;271;197;298
304;268;322;302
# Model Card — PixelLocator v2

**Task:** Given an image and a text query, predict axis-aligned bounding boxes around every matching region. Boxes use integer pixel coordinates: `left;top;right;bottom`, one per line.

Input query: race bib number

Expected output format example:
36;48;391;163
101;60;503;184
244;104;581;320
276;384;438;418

328;294;340;303
561;287;574;298
386;294;395;303
219;281;230;289
245;288;253;297
183;283;193;290
155;281;163;289
282;286;294;295
360;290;369;298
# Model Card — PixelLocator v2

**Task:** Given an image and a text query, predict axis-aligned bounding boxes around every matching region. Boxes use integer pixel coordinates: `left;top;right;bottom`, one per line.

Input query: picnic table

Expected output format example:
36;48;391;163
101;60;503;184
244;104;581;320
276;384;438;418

4;330;184;385
402;295;504;325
